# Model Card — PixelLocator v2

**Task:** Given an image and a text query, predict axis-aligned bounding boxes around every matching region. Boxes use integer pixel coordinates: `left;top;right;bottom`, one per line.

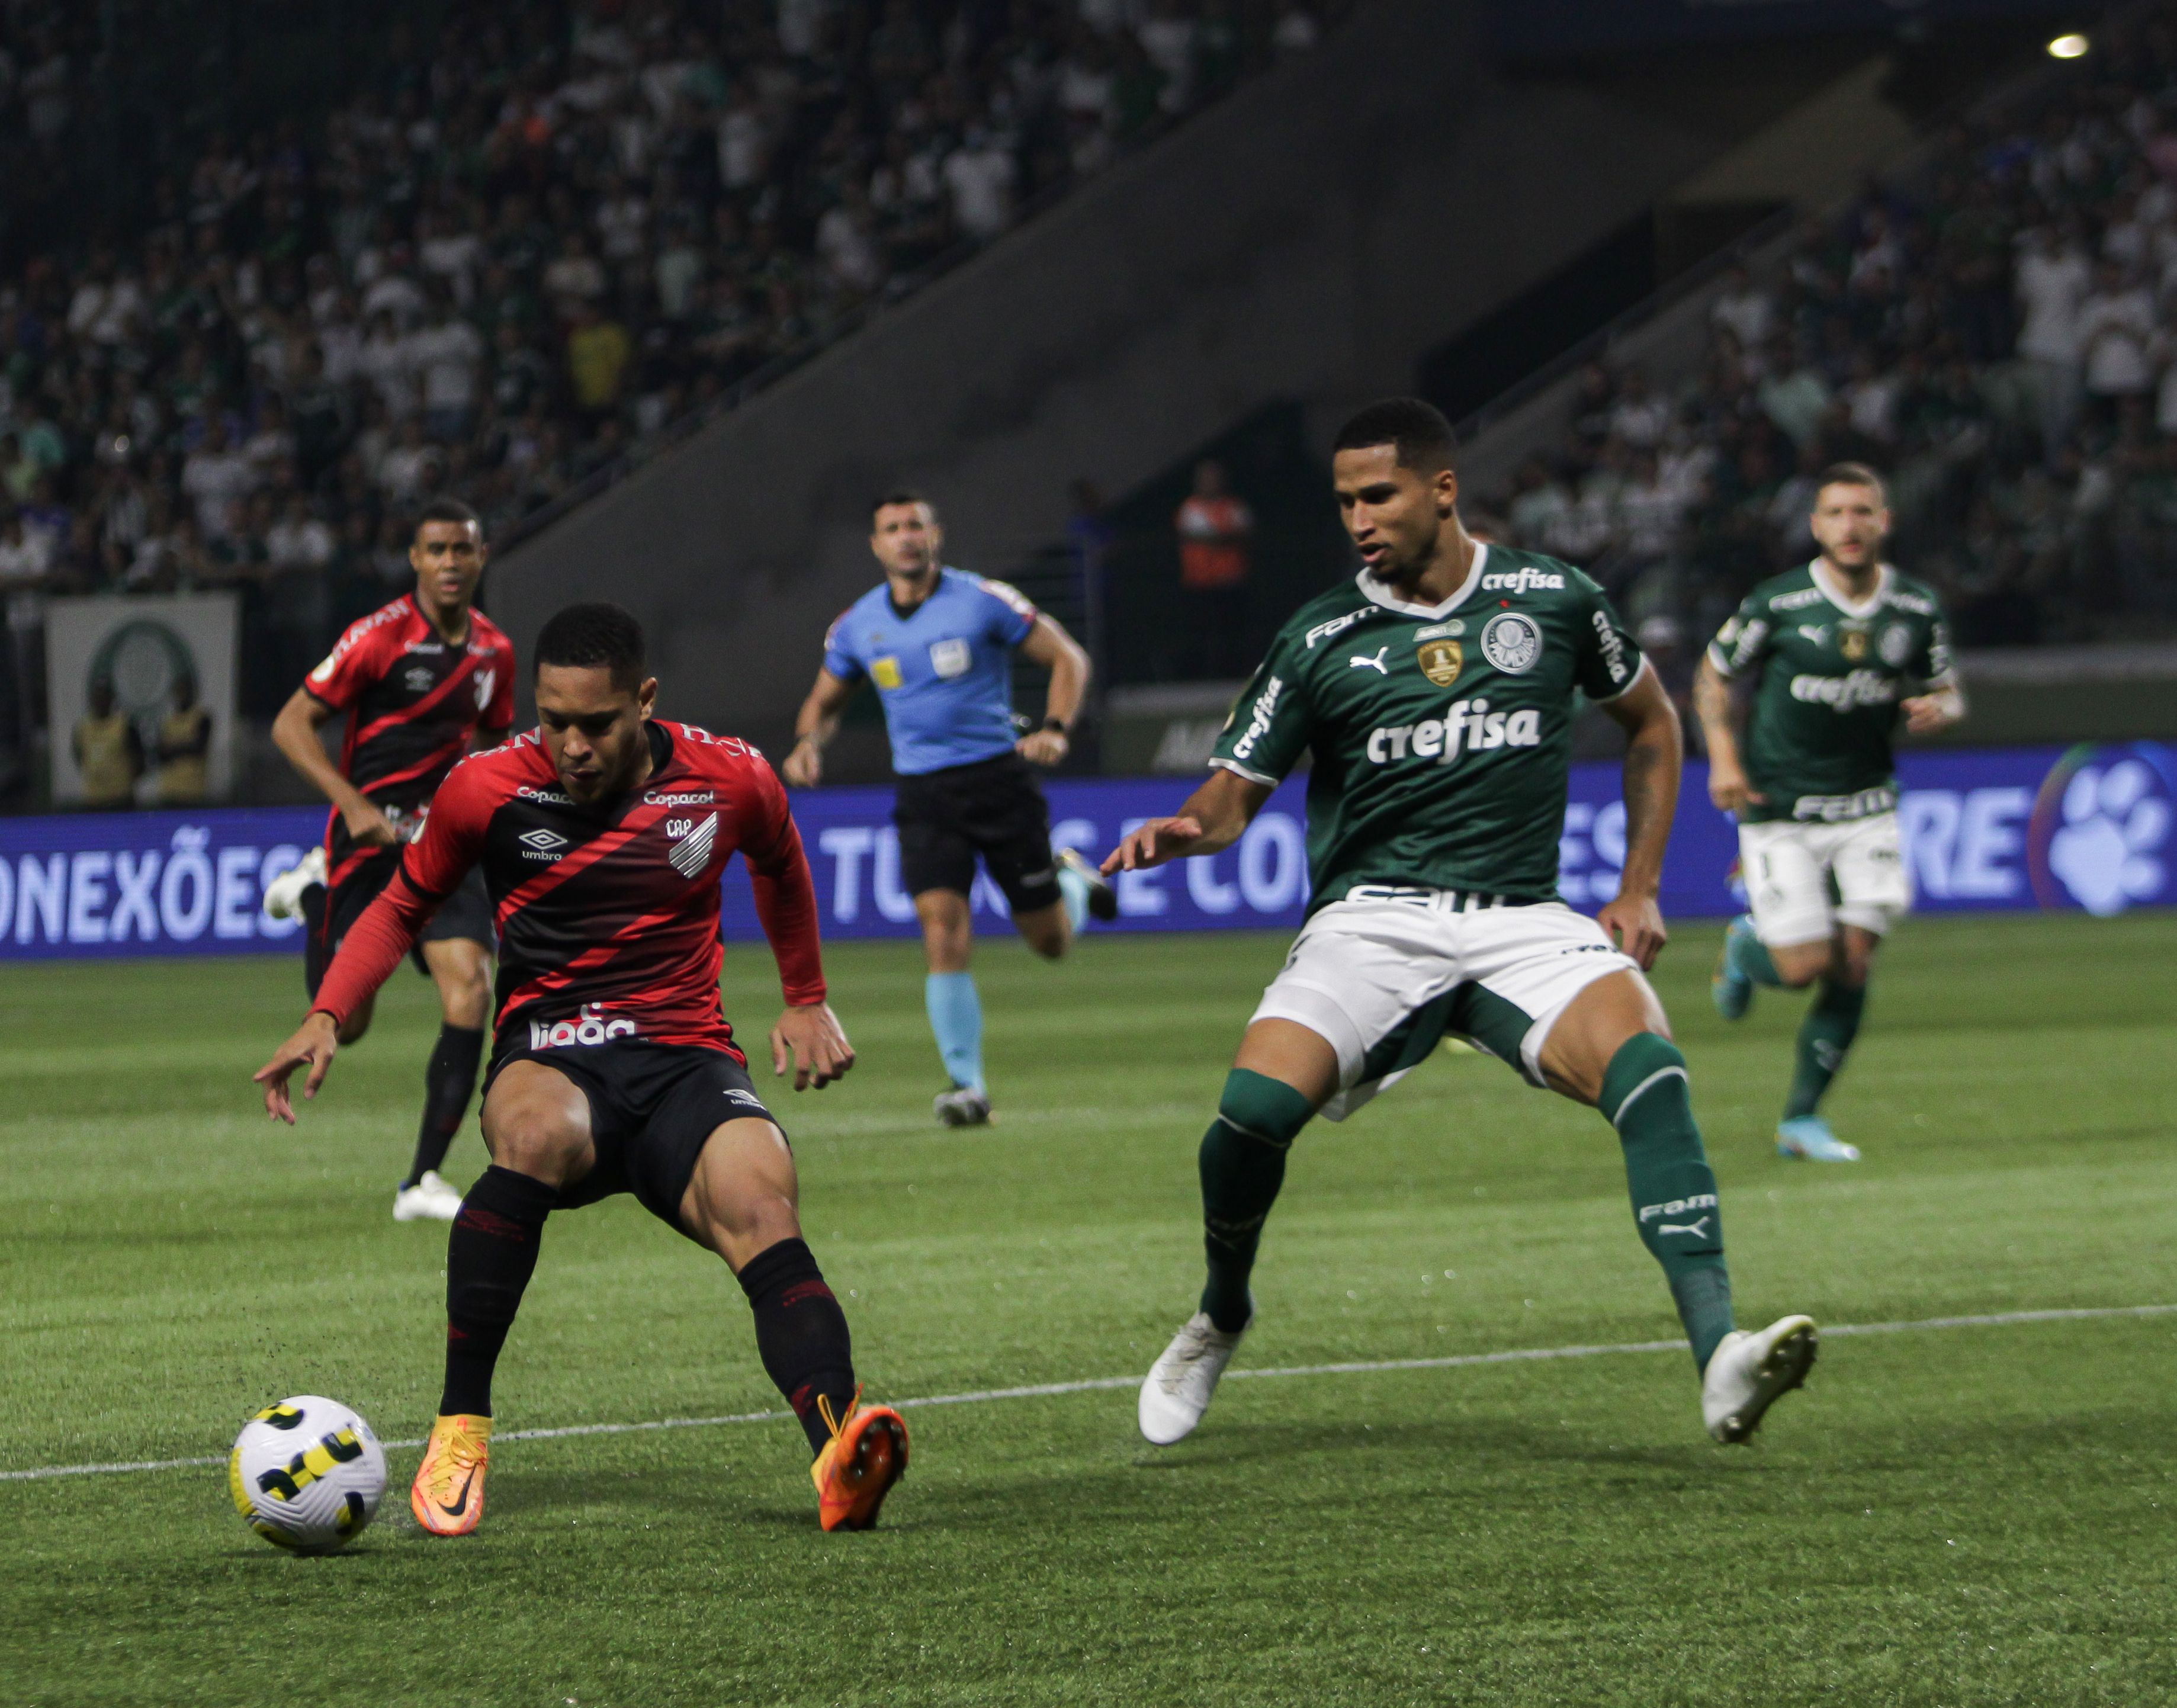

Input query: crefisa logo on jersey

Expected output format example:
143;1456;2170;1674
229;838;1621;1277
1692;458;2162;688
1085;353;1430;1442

2027;741;2175;917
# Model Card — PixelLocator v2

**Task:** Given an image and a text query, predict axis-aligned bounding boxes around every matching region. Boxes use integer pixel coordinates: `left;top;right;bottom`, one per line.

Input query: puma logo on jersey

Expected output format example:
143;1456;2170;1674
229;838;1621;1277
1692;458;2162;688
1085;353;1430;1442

1350;648;1389;674
1366;699;1542;765
1658;1217;1712;1239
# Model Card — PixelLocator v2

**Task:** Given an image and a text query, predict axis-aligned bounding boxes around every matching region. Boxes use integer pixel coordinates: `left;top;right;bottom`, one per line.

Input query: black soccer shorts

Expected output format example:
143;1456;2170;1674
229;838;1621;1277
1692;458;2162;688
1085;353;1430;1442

892;750;1063;914
481;1039;782;1229
304;852;495;999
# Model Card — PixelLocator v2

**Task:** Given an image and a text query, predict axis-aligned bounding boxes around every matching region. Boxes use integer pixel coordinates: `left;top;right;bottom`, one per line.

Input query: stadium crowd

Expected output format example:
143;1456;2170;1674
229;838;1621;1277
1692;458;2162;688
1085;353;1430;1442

0;0;1334;747
1473;18;2177;656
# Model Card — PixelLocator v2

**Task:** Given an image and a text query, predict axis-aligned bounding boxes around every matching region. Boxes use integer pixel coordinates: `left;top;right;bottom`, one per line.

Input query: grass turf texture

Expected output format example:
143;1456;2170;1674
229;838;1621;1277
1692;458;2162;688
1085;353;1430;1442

2;912;2174;1706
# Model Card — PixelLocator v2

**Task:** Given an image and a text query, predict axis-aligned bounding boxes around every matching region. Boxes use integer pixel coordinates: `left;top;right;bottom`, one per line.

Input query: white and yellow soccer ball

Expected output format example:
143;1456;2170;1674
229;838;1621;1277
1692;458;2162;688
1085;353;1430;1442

229;1396;388;1553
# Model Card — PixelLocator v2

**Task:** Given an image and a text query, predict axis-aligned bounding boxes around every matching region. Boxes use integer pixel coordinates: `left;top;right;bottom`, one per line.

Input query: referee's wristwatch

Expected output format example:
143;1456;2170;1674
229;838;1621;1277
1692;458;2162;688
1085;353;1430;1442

1041;717;1070;737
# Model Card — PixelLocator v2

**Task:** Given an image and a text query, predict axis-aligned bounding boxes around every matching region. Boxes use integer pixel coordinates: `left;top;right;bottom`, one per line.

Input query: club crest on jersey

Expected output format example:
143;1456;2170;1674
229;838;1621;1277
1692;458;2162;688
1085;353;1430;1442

665;811;718;877
1480;612;1543;675
1879;623;1912;666
1417;638;1463;686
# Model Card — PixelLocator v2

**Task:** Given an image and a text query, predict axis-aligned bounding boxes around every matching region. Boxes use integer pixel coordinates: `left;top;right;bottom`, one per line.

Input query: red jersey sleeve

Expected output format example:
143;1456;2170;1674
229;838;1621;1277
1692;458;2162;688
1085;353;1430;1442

312;756;496;1025
737;756;827;1006
303;611;394;712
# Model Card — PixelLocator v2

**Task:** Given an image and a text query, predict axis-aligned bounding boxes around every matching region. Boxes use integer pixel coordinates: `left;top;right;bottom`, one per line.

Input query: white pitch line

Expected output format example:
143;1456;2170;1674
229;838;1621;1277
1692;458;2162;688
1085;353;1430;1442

5;1302;2172;1485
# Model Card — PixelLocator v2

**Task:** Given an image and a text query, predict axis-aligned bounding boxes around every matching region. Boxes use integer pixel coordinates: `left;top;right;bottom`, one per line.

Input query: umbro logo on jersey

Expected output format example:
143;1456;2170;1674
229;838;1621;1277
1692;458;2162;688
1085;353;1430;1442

518;827;569;861
404;665;435;694
666;812;718;877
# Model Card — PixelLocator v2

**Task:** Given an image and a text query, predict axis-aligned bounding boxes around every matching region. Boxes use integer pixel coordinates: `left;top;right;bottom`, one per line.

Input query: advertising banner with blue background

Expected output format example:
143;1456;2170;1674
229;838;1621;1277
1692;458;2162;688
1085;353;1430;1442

0;743;2166;960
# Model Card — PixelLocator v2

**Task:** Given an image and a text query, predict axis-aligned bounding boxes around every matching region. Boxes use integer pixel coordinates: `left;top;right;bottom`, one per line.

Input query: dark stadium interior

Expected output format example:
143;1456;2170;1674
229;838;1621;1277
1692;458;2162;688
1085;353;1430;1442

0;0;2172;798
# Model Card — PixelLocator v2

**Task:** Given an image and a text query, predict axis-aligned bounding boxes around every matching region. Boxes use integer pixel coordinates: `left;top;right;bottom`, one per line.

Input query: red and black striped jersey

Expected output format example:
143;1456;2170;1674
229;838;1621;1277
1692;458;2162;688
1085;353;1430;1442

312;720;825;1064
305;593;516;879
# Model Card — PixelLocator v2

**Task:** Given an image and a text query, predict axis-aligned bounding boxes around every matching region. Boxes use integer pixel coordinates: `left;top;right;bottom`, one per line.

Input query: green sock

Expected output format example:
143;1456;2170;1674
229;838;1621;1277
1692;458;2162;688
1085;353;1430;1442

1786;979;1866;1121
1727;916;1783;987
1600;1033;1733;1371
1197;1069;1315;1333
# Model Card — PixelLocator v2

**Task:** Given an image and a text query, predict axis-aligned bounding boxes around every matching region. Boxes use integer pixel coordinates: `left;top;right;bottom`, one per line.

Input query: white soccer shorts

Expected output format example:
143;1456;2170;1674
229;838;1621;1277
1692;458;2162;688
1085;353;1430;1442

1737;811;1911;948
1249;887;1640;1122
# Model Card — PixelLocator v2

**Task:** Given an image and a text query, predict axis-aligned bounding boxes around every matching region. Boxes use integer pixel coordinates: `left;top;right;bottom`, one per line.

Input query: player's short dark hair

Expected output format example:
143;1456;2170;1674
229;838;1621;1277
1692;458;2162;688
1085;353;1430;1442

535;602;646;692
872;488;934;521
413;496;481;537
1332;398;1459;474
1815;463;1887;503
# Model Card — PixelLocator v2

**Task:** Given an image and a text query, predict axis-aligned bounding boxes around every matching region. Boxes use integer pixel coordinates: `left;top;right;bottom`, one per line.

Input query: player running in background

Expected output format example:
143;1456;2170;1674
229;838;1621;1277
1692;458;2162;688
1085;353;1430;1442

264;497;515;1222
254;603;907;1536
1106;400;1819;1451
1696;464;1964;1162
784;490;1115;1127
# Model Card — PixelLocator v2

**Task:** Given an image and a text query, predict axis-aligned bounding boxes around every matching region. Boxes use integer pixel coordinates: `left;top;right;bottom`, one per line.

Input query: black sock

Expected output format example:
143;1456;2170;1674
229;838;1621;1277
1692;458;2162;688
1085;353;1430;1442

406;1024;484;1187
439;1166;557;1417
737;1237;857;1459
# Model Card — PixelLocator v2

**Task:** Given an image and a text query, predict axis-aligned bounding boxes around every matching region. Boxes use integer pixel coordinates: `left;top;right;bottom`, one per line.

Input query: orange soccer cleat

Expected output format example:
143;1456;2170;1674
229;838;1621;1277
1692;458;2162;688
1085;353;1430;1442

410;1413;493;1536
809;1391;909;1532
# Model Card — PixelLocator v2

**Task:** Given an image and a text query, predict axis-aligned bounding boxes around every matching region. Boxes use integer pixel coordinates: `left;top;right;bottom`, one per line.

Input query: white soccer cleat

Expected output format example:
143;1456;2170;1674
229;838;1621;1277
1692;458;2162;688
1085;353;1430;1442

393;1171;464;1222
1702;1313;1818;1444
1138;1311;1248;1446
262;846;327;920
933;1086;992;1128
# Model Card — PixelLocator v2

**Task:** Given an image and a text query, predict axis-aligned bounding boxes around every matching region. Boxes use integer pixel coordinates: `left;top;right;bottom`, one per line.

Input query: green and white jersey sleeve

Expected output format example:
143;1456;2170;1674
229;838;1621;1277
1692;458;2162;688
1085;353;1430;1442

1707;561;1956;824
1210;547;1645;911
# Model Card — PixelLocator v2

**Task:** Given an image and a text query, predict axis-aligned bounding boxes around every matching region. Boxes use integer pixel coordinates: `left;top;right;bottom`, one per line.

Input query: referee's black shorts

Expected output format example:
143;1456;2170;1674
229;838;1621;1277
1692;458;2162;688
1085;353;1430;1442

304;850;495;999
893;750;1062;914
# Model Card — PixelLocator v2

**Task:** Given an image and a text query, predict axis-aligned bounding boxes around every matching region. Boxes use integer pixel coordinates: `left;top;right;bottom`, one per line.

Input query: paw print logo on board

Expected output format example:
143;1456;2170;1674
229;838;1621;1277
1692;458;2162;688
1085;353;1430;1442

2029;745;2176;916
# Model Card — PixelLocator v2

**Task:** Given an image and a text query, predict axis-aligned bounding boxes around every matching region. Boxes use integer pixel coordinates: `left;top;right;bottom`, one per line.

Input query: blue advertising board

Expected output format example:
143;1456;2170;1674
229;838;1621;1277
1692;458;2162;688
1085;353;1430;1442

0;743;2166;961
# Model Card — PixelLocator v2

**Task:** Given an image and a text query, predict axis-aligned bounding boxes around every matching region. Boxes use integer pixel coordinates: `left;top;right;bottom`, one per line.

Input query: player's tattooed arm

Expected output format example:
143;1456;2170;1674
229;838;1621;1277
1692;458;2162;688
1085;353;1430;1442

1692;653;1762;813
784;667;856;787
1597;665;1680;971
1902;681;1966;734
1102;768;1273;871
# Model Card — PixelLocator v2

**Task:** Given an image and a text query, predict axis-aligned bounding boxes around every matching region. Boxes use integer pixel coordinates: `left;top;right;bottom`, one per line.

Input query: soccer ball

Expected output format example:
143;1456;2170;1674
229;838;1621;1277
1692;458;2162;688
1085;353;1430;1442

228;1395;388;1553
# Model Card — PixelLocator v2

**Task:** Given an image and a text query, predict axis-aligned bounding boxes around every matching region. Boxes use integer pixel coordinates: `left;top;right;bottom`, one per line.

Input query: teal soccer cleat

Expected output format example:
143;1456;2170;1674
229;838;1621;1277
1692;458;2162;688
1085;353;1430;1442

1777;1115;1861;1162
1712;916;1760;1020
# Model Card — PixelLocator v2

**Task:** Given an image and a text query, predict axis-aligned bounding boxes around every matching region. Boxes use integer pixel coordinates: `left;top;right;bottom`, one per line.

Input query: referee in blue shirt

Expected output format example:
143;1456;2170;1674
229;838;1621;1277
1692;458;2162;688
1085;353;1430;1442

785;490;1116;1126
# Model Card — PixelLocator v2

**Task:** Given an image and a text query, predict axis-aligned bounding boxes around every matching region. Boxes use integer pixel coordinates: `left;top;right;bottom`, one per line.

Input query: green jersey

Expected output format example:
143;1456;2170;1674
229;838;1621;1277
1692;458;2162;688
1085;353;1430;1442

1706;561;1956;825
1210;547;1645;912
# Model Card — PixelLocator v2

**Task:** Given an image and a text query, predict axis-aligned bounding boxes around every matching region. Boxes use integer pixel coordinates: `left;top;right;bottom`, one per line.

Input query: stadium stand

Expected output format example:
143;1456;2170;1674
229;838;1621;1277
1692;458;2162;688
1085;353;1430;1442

1459;9;2177;656
0;0;1343;789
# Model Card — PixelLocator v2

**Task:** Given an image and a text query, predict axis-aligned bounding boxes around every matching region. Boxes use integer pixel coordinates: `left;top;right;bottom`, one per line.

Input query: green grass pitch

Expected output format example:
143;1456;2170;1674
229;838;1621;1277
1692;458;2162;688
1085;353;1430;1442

3;911;2175;1706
